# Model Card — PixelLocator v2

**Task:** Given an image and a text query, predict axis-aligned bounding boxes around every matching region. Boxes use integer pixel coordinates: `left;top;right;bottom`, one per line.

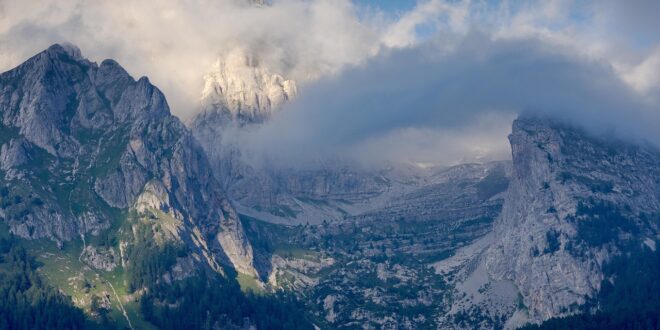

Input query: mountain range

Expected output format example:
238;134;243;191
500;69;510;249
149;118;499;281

0;44;658;329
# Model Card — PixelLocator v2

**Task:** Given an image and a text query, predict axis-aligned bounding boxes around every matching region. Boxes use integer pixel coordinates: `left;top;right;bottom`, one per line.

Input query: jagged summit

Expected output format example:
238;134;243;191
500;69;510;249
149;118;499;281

198;47;297;125
8;43;90;80
1;43;173;157
50;42;83;59
190;47;299;211
0;44;258;276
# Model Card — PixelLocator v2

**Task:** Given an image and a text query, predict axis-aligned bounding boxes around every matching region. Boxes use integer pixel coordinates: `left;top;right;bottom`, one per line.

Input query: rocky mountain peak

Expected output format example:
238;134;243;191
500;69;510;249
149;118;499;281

0;43;173;157
483;116;660;324
0;44;259;277
198;47;297;125
49;43;84;60
29;43;87;67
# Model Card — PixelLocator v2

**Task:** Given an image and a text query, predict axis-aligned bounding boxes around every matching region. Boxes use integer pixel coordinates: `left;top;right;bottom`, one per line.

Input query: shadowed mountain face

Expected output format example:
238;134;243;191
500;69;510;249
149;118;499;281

0;44;257;277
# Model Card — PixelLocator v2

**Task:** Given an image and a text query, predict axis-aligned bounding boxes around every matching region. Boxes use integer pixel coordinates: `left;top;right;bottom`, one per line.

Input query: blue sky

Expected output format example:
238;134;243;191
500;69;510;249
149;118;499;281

352;0;418;16
352;0;439;40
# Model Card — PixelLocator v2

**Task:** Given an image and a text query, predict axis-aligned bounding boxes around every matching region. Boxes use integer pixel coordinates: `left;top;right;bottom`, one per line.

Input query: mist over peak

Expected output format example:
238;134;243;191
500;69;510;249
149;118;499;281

235;32;659;168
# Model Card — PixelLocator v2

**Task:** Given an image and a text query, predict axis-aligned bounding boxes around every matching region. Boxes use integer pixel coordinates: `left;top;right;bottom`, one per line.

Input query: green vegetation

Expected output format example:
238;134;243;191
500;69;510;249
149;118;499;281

273;245;320;261
140;275;312;330
237;272;266;294
13;232;145;329
568;199;639;248
241;211;478;328
122;219;187;292
0;236;86;330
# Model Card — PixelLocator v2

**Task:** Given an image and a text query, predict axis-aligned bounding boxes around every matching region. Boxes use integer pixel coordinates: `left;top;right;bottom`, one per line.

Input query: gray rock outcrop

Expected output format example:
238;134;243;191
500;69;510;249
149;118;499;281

483;116;660;324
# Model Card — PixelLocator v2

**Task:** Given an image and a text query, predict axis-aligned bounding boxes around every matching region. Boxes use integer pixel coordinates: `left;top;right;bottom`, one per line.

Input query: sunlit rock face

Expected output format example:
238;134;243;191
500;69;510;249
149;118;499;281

199;47;297;125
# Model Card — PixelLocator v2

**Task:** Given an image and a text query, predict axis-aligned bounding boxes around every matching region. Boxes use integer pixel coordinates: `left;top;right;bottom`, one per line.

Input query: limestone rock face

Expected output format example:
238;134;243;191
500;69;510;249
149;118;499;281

199;47;297;125
0;138;29;170
483;117;660;323
81;245;118;271
215;198;258;276
225;163;396;224
0;44;257;277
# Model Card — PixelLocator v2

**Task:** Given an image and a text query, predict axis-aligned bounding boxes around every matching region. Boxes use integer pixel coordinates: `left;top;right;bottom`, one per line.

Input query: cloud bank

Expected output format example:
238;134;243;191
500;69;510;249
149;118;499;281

238;33;659;167
0;0;384;117
1;0;659;167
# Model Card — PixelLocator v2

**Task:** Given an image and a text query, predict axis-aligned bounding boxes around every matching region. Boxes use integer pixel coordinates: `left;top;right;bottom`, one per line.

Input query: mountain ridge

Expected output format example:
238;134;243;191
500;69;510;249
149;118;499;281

0;43;258;277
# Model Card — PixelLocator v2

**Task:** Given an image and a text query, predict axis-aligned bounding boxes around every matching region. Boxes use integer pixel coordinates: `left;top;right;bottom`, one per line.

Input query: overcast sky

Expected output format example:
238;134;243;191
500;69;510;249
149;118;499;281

1;0;659;167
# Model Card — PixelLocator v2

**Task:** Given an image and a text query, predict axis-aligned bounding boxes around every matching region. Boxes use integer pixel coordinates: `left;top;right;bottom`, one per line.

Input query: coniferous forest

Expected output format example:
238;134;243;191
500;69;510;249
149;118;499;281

0;232;312;330
0;237;85;330
140;276;312;330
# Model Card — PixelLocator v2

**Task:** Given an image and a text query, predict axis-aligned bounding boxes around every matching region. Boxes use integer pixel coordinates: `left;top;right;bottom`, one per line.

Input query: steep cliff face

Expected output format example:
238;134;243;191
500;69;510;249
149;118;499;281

0;44;257;277
198;47;297;125
483;117;660;323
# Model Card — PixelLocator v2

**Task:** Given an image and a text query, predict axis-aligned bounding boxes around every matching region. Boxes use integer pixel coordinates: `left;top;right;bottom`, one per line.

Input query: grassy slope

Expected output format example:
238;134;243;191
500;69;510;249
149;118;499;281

0;221;155;329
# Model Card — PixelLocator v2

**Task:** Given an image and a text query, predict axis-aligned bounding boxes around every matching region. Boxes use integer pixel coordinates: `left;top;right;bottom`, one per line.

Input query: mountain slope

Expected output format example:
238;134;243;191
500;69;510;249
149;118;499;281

438;116;660;328
235;161;510;328
485;117;660;322
0;44;259;285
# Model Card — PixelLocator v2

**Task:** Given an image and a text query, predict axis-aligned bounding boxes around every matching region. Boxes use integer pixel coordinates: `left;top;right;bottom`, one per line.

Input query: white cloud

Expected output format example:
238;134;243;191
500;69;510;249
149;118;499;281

237;33;659;167
382;0;469;48
0;0;384;117
621;48;660;96
1;0;659;168
3;0;658;107
345;113;517;167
